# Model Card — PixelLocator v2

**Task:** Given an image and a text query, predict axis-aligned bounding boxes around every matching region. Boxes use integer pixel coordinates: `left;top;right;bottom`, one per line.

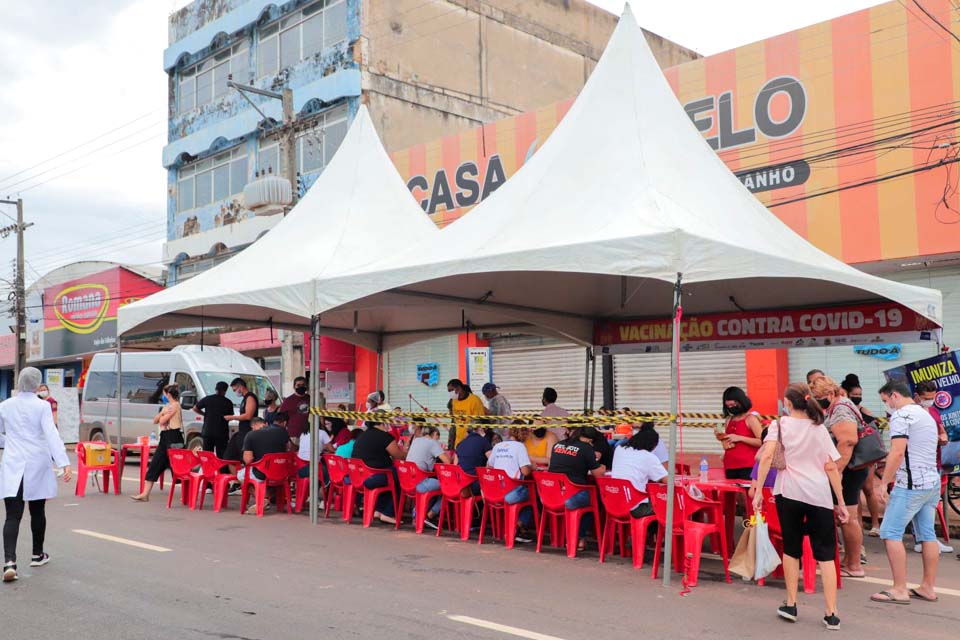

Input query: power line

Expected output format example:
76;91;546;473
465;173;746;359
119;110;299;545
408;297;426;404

912;0;960;45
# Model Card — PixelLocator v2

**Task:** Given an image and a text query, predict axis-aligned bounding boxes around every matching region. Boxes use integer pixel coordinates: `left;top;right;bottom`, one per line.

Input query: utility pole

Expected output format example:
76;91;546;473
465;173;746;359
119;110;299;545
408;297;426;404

0;198;33;381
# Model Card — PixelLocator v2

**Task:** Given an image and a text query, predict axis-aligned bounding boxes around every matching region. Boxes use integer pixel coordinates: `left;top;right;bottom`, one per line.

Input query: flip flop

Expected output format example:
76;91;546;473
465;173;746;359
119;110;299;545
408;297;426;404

908;588;939;603
870;590;910;605
840;569;865;578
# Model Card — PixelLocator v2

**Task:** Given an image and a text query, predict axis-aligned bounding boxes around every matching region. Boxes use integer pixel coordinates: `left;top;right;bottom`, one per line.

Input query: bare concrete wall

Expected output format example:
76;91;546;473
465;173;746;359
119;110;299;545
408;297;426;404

359;0;698;150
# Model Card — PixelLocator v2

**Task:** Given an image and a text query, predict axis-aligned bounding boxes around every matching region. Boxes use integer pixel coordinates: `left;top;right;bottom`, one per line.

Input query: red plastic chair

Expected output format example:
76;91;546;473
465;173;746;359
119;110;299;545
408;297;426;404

240;453;294;517
75;443;121;497
596;477;656;569
192;451;240;512
292;456;312;513
477;468;539;549
675;463;691;476
166;449;200;509
682;486;731;586
434;463;478;541
323;454;352;520
650;483;685;580
938;476;950;543
345;459;398;528
394;460;439;533
533;471;569;552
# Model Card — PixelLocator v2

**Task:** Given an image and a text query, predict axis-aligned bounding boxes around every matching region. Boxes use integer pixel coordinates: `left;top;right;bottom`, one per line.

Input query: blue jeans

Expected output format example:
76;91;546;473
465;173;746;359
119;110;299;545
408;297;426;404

505;484;534;527
880;486;941;543
565;489;594;539
363;470;397;517
297;461;330;487
416;477;442;516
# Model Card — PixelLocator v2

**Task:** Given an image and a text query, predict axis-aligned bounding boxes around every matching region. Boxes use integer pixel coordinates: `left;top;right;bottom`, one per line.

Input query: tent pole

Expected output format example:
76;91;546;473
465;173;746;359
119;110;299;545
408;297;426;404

589;347;597;410
662;272;683;587
582;347;590;411
116;339;123;447
309;316;321;525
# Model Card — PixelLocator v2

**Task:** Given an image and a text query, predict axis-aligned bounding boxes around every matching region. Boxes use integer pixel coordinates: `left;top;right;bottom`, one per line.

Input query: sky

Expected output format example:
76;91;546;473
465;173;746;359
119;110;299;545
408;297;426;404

0;0;889;297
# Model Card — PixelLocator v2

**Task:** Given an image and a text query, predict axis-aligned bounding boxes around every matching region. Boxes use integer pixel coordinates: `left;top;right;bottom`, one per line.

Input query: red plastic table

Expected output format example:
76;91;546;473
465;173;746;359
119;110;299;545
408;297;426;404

120;442;158;495
693;479;752;554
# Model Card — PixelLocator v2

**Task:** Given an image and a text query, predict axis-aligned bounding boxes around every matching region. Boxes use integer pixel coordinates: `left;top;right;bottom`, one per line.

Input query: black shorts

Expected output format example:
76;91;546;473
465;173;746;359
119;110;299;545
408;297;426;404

224;430;247;463
833;466;868;507
775;494;837;562
725;467;753;481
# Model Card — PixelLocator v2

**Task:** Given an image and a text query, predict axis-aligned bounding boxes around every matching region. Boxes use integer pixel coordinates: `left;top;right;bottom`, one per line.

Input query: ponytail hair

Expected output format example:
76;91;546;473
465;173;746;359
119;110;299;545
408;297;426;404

784;382;824;425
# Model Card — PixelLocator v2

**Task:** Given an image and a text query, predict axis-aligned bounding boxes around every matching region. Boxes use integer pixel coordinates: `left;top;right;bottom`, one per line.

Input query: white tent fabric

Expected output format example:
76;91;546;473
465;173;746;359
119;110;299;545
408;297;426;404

118;105;440;349
305;5;942;344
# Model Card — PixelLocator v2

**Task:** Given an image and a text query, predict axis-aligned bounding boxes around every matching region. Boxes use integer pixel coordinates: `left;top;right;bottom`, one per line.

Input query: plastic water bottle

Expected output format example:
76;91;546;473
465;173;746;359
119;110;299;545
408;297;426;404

149;432;157;446
699;457;709;483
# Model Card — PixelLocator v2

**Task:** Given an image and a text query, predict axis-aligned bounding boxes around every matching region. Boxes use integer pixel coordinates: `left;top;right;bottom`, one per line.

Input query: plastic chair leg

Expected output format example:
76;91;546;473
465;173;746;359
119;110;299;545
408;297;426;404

504;506;520;550
802;537;816;594
166;480;177;508
341;485;356;523
101;471;110;494
75;469;87;497
599;518;614;564
414;493;431;534
566;510;582;558
459;499;474;541
362;490;378;528
684;531;706;587
113;466;122;494
651;529;664;580
295;478;310;513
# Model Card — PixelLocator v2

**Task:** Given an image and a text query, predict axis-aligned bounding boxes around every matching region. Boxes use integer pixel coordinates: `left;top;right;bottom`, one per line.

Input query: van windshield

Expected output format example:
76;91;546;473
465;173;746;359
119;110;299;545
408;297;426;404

197;372;278;407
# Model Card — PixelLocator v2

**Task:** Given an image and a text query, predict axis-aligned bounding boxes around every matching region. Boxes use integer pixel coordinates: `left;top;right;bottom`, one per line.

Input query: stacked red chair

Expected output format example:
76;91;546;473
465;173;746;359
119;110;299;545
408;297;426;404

434;463;478;541
192;452;240;512
345;459;398;528
595;477;656;569
74;442;122;497
394;460;439;533
240;453;294;517
166;449;201;509
477;468;538;550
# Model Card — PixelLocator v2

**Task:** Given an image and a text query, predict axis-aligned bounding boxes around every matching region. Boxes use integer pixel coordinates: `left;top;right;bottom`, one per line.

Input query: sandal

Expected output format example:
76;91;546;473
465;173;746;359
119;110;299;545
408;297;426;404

840;568;865;578
870;590;910;605
908;588;939;603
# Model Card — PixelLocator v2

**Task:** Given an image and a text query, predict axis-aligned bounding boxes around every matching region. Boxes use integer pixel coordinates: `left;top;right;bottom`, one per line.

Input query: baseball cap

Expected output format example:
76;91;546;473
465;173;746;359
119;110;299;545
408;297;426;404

481;383;498;394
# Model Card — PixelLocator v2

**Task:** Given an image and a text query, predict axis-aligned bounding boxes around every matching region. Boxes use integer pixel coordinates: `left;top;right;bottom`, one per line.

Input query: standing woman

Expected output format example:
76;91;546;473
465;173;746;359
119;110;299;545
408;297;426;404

754;383;848;630
841;373;882;538
811;376;865;578
131;385;184;502
37;384;58;429
263;389;280;426
0;367;72;582
720;387;764;480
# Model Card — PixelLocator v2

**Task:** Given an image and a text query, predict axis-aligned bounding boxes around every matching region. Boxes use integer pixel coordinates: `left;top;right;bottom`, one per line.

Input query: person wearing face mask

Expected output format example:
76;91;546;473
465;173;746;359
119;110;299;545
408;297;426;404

811;376;866;578
841;373;882;539
446;379;486;449
720;386;763;480
36;384;58;429
912;380;953;554
279;376;311;444
131;385;184;502
523;420;558;468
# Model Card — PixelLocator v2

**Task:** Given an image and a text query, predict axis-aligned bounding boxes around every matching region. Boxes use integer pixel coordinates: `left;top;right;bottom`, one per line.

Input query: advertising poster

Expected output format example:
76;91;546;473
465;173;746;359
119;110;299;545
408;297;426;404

465;347;492;391
416;362;439;387
884;351;960;440
45;369;64;388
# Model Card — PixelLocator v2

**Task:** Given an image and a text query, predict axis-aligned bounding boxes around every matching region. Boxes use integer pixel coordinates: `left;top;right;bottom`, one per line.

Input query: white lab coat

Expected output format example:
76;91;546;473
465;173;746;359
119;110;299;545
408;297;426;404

0;392;70;501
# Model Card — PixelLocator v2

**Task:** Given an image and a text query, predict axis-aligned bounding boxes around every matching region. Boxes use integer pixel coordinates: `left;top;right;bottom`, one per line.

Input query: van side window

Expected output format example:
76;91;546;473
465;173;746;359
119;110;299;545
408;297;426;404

84;372;117;400
174;372;197;396
127;372;170;404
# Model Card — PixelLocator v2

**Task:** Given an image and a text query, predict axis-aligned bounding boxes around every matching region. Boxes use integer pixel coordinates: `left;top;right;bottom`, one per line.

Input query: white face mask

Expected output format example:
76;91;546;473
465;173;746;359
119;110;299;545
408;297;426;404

38;391;49;399
921;399;935;408
365;401;375;411
449;390;459;400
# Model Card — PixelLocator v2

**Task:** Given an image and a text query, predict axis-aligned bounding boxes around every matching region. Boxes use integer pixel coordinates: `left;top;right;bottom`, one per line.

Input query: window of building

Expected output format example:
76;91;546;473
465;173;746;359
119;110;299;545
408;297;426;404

296;103;349;176
257;0;347;78
176;252;233;282
178;41;249;115
177;147;248;213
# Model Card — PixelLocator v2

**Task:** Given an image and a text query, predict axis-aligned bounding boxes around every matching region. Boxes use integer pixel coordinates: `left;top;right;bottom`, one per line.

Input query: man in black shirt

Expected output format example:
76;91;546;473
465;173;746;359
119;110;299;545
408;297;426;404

239;417;289;514
194;381;234;458
548;426;606;551
352;413;406;524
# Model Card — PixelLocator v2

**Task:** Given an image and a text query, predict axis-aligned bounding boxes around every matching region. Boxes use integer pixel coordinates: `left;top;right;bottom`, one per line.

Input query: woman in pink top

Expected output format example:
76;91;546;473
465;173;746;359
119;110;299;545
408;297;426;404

754;383;849;631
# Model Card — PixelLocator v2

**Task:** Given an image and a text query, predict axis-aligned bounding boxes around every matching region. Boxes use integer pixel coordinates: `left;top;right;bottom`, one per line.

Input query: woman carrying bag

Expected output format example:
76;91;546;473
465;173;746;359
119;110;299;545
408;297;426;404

131;385;184;502
754;383;849;630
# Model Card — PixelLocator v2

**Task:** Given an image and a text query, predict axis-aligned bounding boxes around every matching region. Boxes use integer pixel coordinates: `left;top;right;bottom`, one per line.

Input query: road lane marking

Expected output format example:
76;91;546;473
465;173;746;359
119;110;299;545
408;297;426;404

851;575;960;598
72;529;171;553
448;615;567;640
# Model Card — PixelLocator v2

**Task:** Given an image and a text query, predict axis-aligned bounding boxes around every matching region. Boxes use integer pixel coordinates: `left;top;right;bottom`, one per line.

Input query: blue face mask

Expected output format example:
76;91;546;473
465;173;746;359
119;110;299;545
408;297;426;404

161;395;169;405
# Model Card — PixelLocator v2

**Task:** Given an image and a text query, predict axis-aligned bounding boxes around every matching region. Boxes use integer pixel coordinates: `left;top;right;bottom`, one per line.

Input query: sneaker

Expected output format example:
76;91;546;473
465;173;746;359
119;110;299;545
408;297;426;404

2;563;16;583
867;527;881;537
823;614;840;630
915;540;954;554
514;533;534;544
423;513;439;530
228;484;241;496
245;503;271;515
777;602;798;622
860;549;868;565
30;553;49;568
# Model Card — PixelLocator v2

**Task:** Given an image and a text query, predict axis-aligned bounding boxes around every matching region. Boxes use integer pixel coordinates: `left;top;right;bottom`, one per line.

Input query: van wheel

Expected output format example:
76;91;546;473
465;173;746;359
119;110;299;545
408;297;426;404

187;435;203;453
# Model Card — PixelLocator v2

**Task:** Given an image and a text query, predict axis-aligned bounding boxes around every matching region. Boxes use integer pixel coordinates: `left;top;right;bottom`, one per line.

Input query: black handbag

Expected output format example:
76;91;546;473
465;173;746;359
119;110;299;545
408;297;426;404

831;404;887;470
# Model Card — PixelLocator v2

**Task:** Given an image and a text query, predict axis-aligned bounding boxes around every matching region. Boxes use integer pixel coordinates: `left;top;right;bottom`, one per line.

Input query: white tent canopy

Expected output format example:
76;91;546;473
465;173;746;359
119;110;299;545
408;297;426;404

304;5;941;344
118;105;440;350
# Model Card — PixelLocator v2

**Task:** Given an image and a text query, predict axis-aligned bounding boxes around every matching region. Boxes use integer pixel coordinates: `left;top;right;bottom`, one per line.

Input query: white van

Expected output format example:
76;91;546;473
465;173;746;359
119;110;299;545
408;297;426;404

80;345;278;450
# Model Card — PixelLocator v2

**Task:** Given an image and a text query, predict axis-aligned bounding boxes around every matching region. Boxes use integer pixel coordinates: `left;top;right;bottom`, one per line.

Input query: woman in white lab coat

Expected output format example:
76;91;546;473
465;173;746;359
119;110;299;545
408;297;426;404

0;367;72;582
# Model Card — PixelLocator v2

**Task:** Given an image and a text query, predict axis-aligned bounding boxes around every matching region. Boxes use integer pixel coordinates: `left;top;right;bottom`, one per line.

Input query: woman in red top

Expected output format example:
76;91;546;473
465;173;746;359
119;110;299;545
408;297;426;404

37;384;58;428
720;386;763;480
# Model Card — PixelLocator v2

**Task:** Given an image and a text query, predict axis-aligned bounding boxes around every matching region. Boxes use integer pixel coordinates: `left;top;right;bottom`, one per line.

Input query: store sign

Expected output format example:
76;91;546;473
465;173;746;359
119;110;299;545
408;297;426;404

465;347;492;391
884;352;960;440
417;362;439;387
594;303;939;354
853;343;902;361
41;267;162;360
45;369;64;388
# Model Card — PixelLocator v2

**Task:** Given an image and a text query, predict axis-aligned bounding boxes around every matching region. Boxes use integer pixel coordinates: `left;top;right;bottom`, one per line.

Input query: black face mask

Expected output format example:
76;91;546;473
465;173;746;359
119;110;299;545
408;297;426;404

725;404;742;415
850;397;862;406
817;398;831;410
295;386;307;395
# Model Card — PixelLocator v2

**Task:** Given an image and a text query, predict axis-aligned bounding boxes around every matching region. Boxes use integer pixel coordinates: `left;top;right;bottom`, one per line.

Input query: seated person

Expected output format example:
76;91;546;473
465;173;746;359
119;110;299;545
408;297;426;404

548;426;606;551
296;413;334;484
406;426;451;527
335;428;361;458
488;426;535;539
611;427;667;518
239;417;291;513
455;425;492;495
352;414;406;524
591;428;614;468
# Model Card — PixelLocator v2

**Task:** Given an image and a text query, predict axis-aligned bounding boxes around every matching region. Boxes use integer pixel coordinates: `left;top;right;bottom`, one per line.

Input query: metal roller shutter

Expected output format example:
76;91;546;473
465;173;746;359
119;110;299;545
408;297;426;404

614;351;747;453
489;336;603;413
384;335;458;414
788;266;960;413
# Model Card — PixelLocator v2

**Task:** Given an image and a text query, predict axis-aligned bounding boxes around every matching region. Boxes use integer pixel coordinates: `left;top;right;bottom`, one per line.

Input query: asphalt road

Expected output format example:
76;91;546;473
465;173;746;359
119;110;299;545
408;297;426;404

2;466;960;640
